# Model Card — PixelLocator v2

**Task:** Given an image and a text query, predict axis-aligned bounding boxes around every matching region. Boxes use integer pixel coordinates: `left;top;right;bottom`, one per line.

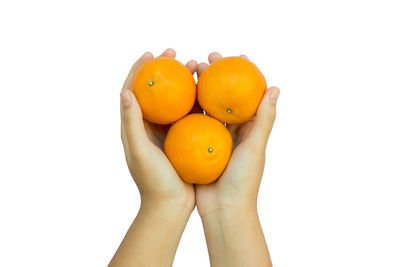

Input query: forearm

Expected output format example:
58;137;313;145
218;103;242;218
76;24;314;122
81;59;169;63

201;207;272;267
109;201;192;267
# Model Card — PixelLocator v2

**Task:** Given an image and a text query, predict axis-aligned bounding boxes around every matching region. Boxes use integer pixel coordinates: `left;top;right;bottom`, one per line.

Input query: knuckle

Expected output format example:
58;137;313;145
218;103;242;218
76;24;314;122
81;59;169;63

122;111;135;123
267;110;277;122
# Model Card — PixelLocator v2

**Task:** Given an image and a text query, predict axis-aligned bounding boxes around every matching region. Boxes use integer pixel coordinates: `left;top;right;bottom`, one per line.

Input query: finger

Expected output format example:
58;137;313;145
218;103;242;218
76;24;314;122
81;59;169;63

227;123;240;134
159;48;176;58
120;89;147;154
248;87;280;149
239;54;249;60
185;60;198;74
197;62;208;79
227;124;240;141
208;52;222;64
122;52;153;91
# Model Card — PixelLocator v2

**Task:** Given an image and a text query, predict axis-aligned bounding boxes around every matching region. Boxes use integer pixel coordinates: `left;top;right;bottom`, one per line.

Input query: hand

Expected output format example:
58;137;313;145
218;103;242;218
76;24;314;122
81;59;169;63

194;52;278;267
195;52;280;217
110;49;198;267
120;48;197;211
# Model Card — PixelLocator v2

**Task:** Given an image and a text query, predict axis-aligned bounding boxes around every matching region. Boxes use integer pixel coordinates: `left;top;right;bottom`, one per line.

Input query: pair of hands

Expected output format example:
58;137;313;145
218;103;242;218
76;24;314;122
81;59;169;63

120;48;279;219
114;48;279;266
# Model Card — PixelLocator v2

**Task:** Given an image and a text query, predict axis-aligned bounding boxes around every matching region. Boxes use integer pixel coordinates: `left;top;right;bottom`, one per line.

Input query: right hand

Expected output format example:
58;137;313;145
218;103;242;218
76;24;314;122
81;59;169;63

120;48;198;212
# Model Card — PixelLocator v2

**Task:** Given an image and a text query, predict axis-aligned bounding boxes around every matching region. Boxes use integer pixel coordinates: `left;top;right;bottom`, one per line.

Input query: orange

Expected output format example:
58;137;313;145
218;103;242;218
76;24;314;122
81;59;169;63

164;114;233;184
131;57;196;124
197;57;267;124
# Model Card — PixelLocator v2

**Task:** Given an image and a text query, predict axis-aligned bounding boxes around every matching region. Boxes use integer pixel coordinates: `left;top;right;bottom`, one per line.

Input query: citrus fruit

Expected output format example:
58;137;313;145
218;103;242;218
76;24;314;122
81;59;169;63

197;57;267;124
164;113;233;184
131;57;196;124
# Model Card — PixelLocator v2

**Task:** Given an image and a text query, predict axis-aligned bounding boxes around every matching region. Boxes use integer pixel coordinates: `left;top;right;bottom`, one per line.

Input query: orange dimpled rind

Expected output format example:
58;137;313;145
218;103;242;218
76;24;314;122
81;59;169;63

197;57;267;124
131;57;196;125
164;114;233;184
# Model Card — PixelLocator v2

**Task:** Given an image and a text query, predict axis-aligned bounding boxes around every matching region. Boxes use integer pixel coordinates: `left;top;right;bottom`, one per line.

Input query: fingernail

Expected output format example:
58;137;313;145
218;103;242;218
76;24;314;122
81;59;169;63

121;90;132;107
268;87;280;105
142;51;152;58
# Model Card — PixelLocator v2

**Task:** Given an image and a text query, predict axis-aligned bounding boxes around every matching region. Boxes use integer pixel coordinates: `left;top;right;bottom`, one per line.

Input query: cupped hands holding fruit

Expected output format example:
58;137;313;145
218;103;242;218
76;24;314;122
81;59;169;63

111;48;279;267
120;49;196;211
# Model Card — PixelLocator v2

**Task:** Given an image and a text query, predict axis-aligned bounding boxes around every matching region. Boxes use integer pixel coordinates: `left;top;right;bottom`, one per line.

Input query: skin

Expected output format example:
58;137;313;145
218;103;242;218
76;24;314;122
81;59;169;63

109;49;197;267
110;49;279;267
196;52;279;267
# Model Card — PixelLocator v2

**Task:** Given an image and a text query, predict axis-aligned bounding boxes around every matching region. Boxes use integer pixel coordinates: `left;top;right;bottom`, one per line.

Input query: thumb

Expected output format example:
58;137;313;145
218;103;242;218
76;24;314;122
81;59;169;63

120;89;147;153
249;87;280;149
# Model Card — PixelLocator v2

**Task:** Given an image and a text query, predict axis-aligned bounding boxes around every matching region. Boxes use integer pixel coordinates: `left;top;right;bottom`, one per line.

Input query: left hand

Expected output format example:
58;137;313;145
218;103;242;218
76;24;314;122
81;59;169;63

194;52;280;218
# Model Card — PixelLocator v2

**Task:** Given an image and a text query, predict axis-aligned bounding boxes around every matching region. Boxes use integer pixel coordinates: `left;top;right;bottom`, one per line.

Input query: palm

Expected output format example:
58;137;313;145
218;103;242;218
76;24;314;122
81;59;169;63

195;52;267;216
143;120;169;149
123;49;198;206
195;118;262;215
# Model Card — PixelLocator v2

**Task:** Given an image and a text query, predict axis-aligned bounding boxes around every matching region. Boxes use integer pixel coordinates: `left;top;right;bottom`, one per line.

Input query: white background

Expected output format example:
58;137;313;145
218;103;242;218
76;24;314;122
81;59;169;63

1;0;399;266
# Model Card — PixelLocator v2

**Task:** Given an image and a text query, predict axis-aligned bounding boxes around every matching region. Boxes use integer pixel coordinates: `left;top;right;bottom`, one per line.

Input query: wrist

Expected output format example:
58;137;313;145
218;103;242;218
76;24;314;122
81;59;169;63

139;197;194;223
139;185;195;214
200;205;270;267
198;195;258;220
200;205;258;224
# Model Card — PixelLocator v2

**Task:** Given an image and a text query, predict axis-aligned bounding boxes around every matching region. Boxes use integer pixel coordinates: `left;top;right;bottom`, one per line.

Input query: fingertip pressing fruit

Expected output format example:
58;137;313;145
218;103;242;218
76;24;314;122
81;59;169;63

164;113;233;184
131;57;196;125
197;57;267;124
